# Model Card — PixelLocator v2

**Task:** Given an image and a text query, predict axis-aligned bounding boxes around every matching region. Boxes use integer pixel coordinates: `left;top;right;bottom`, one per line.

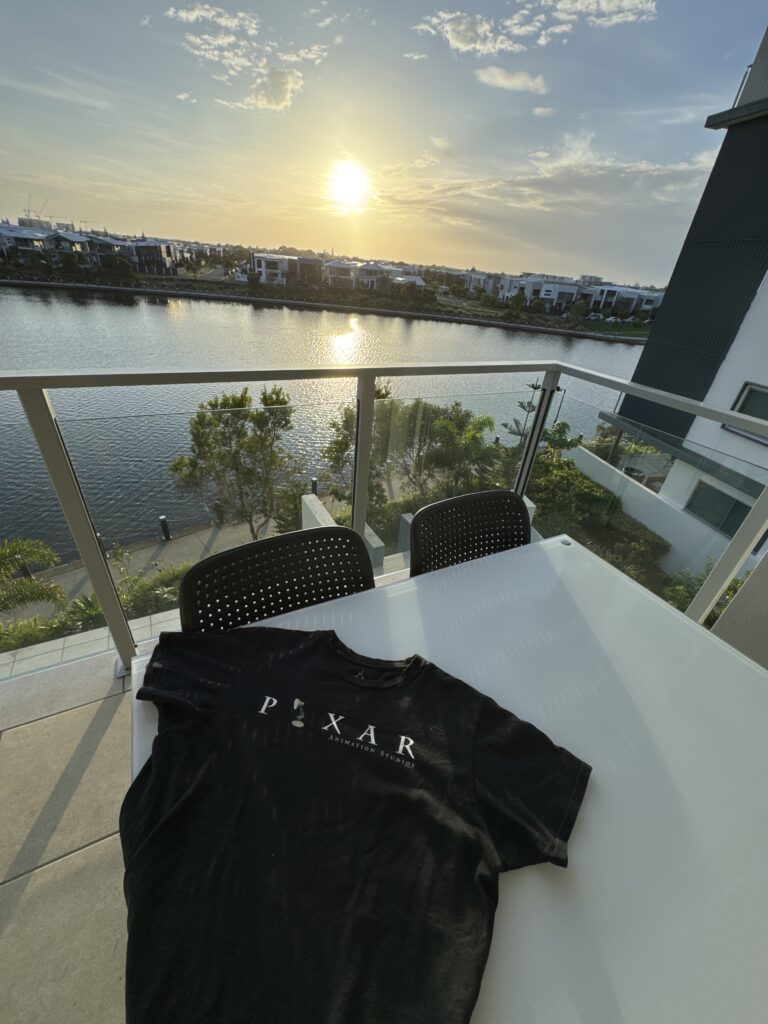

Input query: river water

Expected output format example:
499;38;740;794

1;287;641;558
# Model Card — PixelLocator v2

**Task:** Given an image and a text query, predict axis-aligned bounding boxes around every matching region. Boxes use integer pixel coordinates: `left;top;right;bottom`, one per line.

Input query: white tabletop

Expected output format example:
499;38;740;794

131;535;768;1024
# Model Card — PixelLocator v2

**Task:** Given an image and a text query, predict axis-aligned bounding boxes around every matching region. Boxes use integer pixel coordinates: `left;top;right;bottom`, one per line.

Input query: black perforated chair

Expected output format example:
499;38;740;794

179;527;375;632
409;489;530;578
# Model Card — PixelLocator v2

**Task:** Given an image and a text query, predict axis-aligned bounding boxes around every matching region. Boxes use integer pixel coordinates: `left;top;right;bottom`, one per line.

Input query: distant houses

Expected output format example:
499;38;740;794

0;218;662;313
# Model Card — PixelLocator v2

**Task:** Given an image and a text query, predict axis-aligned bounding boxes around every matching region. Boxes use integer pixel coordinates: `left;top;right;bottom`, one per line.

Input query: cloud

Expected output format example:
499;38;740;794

182;31;261;77
140;15;152;27
279;44;328;65
334;34;345;44
413;2;657;59
382;151;442;177
165;5;260;36
176;91;198;102
403;52;428;60
623;96;721;127
165;3;329;108
215;67;303;111
536;23;573;45
413;11;527;56
317;14;336;27
0;69;114;110
475;67;549;94
372;131;717;230
532;105;555;116
546;0;657;28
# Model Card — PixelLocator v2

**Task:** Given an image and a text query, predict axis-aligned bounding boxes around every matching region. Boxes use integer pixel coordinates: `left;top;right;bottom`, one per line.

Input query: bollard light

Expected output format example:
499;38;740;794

311;477;318;495
159;515;172;542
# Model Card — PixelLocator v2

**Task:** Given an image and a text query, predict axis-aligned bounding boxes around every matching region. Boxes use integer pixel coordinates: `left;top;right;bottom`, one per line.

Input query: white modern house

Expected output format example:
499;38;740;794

497;272;664;313
322;258;357;288
250;252;296;285
353;261;389;290
250;253;323;286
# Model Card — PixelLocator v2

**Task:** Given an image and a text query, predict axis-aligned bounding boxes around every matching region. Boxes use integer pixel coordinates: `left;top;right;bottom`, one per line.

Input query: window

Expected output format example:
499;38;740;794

685;481;750;537
725;382;768;445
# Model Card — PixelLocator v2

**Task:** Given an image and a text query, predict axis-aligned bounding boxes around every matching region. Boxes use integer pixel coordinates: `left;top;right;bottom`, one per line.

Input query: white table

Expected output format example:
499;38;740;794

131;535;768;1024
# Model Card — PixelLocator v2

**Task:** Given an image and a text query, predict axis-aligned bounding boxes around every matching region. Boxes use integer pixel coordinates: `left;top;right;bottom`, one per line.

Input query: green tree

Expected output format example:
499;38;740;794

570;299;587;319
0;538;65;614
170;386;296;540
273;471;311;534
321;382;393;504
663;560;749;628
322;405;356;501
530;298;546;314
423;403;499;495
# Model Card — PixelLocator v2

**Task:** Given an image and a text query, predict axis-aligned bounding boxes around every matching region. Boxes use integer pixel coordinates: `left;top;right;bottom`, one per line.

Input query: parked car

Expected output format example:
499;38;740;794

585;313;604;321
605;317;622;323
643;318;655;325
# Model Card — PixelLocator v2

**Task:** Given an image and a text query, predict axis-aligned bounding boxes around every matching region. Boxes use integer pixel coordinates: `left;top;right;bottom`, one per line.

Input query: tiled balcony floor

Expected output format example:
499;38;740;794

0;689;130;1024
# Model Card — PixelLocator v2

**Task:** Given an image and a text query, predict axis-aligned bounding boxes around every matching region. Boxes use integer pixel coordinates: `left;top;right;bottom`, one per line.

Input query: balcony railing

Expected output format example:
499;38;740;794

2;360;768;676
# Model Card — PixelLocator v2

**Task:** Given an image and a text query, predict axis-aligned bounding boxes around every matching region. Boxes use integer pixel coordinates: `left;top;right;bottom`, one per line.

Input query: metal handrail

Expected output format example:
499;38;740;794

7;357;768;668
3;360;768;439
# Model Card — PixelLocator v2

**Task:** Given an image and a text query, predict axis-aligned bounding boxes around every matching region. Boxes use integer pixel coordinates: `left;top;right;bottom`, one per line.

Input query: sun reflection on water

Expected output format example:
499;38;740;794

332;315;361;361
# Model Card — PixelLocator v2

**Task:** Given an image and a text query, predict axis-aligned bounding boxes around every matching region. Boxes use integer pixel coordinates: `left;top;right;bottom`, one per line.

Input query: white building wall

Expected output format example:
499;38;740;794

567;447;760;574
681;270;768;486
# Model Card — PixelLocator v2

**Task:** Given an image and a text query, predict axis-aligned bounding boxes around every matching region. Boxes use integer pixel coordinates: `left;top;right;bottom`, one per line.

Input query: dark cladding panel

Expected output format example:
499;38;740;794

621;117;768;436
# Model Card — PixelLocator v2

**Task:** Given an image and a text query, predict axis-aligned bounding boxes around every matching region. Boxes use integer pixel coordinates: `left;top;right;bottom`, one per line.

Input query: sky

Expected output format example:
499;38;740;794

0;2;766;284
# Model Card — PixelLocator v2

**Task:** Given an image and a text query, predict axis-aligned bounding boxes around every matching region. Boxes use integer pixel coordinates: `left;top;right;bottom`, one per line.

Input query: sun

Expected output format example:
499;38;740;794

328;160;371;212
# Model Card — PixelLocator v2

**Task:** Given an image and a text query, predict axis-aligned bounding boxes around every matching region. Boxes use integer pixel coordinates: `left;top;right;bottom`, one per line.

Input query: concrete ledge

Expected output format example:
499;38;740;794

0;651;124;732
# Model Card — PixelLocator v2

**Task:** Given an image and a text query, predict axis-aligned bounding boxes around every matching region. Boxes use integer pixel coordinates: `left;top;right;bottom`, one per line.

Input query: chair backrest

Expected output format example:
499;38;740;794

409;489;530;577
179;527;375;632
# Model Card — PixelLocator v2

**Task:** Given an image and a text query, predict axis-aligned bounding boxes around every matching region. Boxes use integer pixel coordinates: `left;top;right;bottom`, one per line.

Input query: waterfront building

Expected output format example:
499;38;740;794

322;258;358;288
250;252;323;286
588;30;768;569
133;238;178;276
354;261;389;290
0;223;51;260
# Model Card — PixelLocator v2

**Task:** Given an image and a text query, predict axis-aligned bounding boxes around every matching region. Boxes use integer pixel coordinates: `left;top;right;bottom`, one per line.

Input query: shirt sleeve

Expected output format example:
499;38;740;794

137;633;221;718
473;695;592;871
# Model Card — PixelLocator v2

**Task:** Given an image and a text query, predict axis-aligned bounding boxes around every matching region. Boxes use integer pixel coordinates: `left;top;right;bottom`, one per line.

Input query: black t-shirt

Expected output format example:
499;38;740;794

120;625;591;1024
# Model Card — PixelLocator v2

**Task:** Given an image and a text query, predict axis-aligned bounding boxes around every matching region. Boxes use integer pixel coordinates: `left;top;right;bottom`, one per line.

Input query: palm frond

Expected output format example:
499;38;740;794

0;577;67;613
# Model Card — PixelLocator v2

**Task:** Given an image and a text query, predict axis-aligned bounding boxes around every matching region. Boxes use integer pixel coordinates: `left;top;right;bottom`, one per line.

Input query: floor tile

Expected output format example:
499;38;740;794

0;694;130;882
0;835;126;1024
10;650;63;676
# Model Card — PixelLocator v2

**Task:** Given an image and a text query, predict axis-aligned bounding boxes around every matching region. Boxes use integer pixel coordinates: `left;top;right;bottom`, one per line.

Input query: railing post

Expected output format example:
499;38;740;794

685;483;768;624
351;373;377;538
513;369;561;496
17;388;136;670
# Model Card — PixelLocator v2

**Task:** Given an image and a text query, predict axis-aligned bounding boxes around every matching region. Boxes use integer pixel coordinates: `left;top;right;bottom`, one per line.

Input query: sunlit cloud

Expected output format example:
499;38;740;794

317;14;336;28
176;91;198;102
536;23;573;45
165;5;260;36
475;67;549;94
413;2;656;59
532;105;555;116
414;11;527;56
373;131;717;228
215;67;304;111
279;45;329;65
403;52;429;60
547;0;657;28
383;152;440;176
